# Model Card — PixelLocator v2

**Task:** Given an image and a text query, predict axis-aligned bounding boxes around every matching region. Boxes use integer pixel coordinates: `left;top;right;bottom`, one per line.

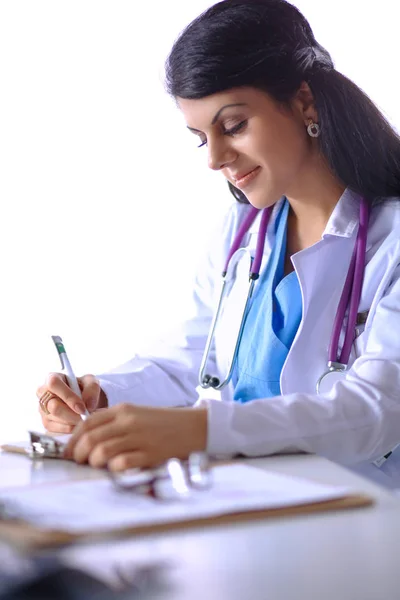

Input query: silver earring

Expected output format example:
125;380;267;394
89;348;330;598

307;119;321;138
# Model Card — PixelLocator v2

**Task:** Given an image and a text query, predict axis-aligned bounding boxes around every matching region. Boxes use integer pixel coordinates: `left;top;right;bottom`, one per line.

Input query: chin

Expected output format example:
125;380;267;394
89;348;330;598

245;190;280;211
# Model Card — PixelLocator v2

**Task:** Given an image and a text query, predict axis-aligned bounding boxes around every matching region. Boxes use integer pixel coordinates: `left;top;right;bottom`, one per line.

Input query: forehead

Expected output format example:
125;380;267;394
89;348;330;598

178;87;275;127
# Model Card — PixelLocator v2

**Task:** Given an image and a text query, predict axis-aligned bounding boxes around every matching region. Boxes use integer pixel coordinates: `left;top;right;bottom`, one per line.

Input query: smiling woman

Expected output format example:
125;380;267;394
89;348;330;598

36;0;400;490
178;87;343;213
166;6;400;209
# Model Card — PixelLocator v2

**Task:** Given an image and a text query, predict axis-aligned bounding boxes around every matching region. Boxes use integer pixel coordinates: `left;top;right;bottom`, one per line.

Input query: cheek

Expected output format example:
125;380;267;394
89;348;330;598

259;122;308;179
243;123;309;208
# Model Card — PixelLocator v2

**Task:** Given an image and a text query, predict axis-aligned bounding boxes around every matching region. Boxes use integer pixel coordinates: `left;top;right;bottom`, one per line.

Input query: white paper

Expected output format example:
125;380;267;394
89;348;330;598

0;464;352;533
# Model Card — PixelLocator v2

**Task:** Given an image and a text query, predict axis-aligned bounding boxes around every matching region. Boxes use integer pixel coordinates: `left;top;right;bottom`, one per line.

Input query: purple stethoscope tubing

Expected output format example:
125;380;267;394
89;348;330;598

199;197;370;394
198;206;272;391
316;196;370;392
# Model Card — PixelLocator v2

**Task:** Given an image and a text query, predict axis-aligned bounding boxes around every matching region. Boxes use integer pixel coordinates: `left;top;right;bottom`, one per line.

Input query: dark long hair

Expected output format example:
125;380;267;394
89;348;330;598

165;0;400;204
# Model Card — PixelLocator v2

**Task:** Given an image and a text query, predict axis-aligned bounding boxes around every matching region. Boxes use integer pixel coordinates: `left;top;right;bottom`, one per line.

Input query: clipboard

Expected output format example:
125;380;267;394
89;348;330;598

0;466;373;551
0;493;372;550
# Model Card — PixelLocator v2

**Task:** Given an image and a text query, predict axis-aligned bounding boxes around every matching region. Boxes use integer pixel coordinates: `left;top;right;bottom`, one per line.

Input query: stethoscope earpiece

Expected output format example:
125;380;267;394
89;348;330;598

202;375;220;389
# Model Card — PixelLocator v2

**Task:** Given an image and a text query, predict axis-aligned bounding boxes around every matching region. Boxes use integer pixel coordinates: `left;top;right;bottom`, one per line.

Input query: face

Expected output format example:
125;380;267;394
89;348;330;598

178;86;317;209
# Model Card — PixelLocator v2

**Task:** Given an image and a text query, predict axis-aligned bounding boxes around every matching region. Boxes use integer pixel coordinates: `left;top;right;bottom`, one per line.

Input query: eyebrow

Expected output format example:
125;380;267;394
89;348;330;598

187;103;248;132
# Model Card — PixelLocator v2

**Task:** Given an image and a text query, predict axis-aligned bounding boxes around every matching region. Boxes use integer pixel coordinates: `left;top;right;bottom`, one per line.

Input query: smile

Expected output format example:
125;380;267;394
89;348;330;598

234;167;261;189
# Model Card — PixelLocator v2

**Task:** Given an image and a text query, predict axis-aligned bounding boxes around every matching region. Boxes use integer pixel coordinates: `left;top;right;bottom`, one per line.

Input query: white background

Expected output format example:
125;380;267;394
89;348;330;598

0;1;398;443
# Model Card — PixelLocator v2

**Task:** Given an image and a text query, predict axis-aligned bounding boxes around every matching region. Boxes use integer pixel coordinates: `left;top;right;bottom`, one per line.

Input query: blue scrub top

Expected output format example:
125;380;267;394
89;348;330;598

233;200;302;403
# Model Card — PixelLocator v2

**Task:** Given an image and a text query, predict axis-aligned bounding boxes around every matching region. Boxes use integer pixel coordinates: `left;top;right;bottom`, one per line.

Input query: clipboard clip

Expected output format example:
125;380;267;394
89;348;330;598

27;431;66;459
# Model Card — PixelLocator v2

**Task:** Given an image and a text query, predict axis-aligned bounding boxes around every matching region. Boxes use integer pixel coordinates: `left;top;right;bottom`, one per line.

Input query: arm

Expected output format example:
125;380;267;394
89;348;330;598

198;263;400;465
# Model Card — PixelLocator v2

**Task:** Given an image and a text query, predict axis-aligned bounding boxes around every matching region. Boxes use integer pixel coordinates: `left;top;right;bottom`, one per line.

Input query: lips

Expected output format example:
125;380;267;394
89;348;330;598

232;166;261;190
232;168;257;181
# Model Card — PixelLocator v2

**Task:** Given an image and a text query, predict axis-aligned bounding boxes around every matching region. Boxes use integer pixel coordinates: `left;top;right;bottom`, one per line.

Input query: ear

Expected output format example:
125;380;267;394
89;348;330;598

291;81;318;124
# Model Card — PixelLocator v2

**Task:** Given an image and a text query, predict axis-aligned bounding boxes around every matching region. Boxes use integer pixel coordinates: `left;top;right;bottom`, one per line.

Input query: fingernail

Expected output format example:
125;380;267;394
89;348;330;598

74;402;86;415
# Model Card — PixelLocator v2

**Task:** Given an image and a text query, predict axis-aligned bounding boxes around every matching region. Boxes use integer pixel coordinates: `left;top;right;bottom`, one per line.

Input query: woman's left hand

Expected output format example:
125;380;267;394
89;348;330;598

63;403;208;471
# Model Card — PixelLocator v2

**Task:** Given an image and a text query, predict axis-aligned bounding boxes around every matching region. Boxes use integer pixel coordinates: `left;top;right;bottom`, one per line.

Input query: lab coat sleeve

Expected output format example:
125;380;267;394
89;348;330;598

198;262;400;464
96;202;244;408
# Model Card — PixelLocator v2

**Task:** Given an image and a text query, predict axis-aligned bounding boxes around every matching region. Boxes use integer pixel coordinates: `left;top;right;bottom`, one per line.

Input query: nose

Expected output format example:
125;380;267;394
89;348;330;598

207;138;237;171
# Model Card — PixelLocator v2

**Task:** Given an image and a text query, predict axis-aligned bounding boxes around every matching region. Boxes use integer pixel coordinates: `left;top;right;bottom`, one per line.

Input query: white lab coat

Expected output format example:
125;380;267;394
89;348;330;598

98;188;400;488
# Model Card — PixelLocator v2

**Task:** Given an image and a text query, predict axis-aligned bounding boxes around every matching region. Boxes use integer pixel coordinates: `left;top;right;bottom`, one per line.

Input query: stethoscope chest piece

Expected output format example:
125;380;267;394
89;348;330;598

316;362;347;394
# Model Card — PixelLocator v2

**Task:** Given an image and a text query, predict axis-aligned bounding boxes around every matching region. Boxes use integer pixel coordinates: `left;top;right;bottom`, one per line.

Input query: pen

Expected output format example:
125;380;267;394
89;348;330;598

51;335;89;419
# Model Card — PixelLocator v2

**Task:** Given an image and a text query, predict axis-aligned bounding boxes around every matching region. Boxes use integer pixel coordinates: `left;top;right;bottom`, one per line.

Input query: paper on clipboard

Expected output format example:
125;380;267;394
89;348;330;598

0;464;358;534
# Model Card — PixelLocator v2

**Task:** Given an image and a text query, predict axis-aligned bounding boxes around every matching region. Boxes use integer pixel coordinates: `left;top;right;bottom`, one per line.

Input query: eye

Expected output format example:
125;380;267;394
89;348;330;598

195;119;247;148
224;120;248;136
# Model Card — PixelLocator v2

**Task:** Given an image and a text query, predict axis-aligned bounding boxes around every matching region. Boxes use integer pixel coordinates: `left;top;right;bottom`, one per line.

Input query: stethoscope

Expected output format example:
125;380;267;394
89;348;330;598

199;197;370;394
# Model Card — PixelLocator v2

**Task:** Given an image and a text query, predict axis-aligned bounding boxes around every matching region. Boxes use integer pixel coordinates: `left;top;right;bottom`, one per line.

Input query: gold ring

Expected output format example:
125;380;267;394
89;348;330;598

39;390;56;415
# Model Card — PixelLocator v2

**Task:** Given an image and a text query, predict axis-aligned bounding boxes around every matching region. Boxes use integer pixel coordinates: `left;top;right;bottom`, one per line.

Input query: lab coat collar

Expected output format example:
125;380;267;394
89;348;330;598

247;187;363;242
322;187;361;240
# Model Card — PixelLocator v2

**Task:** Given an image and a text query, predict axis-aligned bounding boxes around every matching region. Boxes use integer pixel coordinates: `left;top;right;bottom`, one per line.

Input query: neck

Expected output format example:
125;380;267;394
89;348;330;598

285;156;346;253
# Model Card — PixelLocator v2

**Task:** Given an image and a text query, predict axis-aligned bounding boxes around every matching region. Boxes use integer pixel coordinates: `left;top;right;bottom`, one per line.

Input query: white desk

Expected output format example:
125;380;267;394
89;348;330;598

1;451;400;600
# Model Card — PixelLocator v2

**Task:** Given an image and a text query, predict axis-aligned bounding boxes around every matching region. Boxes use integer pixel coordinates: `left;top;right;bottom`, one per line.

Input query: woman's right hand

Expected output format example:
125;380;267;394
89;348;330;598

36;373;107;433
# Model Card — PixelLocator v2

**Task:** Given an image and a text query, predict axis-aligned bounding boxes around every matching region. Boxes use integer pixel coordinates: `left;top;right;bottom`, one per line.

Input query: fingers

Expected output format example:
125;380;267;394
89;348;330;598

84;434;136;469
64;409;116;459
38;373;86;415
79;374;101;412
36;373;102;435
67;422;147;470
37;381;82;431
63;405;141;468
63;403;206;474
39;396;81;425
70;422;125;464
108;451;147;472
43;419;76;434
66;415;148;470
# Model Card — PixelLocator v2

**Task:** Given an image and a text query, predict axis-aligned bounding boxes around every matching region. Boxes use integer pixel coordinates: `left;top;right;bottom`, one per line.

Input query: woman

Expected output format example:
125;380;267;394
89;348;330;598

37;0;400;486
